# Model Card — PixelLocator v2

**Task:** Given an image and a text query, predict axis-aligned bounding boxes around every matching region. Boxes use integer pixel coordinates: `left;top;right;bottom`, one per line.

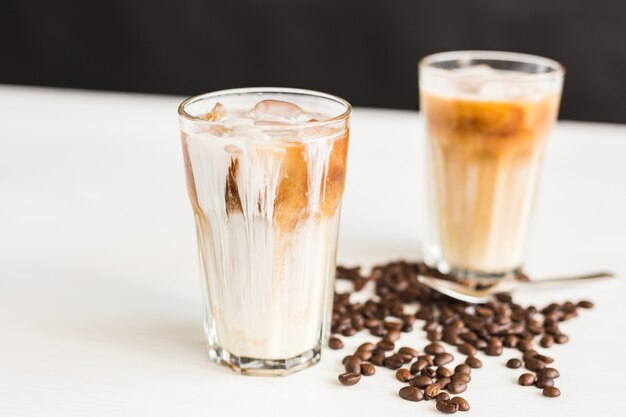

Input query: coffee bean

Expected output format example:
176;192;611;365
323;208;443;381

444;333;461;346
424;320;439;331
436;399;459;414
489;336;503;348
561;310;578;321
451;372;471;383
409;375;433;389
338;372;361;386
563;301;577;311
342;328;357;337
424;383;441;399
428;330;443;341
355;350;372;362
525;357;546;371
436;366;452;378
436;392;450;402
534;354;554;364
536;377;554;388
537;367;560;379
518;373;536;386
377;340;395;351
399;347;418;358
345;356;362;373
416;307;433;321
517;339;533;352
543;386;561;397
459;331;478;343
485;343;503;356
370;353;385;366
496;293;513;303
540;335;554;348
364;318;380;328
527;320;543;335
398;353;414;363
370;326;385;337
503;335;518;348
435;353;454;366
384;320;403;331
399;386;423;402
465;356;482;369
475;306;493;317
384;356;404;370
555;333;569;344
436;377;451;389
342;354;359;365
577;300;594;309
418;354;434;366
328;336;344;350
396;368;412;382
421;367;437;378
357;342;375;352
411;358;430;374
447;380;467;394
454;364;471;374
457;343;477;356
384;330;401;342
506;358;522;369
425;342;445;355
449;397;470;412
361;363;376;376
474;338;488;350
523;350;538;361
371;348;385;357
545;323;559;335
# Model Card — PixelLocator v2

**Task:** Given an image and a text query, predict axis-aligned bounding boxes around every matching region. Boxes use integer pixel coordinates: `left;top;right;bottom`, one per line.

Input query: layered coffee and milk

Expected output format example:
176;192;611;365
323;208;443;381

180;97;349;363
421;65;561;276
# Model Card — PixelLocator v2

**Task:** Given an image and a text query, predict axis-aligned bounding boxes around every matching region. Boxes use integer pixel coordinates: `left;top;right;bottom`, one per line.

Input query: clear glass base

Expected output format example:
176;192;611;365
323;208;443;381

207;343;321;376
426;254;521;286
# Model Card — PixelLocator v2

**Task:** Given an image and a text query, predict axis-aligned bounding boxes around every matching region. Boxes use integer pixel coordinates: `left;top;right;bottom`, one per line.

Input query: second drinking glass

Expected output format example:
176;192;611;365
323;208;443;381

419;51;564;281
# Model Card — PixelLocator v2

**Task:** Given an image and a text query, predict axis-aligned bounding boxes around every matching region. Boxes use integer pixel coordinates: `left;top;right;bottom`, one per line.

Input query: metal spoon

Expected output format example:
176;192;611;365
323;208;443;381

417;271;616;304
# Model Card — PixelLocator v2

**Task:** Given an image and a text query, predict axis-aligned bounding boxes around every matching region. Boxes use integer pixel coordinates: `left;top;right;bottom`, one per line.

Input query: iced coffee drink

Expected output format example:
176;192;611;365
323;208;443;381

178;88;351;375
420;51;564;280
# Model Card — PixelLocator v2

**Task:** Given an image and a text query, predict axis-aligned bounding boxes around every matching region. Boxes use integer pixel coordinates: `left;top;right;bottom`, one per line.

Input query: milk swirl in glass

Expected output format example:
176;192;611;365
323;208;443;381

178;88;351;375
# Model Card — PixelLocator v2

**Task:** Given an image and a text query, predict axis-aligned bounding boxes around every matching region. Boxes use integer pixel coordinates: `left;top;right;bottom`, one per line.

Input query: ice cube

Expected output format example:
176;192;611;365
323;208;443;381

233;117;255;127
454;64;498;77
201;102;226;121
207;125;226;137
479;81;524;99
254;120;289;126
453;65;529;99
251;100;309;124
224;144;243;154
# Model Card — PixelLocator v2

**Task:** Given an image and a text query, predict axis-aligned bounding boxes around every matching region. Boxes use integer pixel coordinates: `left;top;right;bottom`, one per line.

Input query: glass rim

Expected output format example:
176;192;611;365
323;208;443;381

419;50;565;82
178;87;352;130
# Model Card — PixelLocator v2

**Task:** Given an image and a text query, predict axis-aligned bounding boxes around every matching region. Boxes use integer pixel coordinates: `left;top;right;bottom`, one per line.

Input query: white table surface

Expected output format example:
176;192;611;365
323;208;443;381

0;85;624;416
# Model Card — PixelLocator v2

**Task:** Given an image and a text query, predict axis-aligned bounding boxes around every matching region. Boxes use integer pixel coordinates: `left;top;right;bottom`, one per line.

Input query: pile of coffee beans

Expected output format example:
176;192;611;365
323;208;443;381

332;261;594;413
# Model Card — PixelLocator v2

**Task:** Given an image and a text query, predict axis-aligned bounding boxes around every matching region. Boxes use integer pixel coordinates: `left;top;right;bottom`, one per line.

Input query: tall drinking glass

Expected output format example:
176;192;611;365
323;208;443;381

419;51;564;281
178;88;351;375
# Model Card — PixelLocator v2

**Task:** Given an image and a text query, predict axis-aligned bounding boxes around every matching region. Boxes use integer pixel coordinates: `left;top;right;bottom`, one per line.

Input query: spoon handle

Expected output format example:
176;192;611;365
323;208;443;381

499;271;616;293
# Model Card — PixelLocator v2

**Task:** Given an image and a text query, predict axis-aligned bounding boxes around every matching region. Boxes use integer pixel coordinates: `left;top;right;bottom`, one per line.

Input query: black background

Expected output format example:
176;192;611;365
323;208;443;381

2;0;625;122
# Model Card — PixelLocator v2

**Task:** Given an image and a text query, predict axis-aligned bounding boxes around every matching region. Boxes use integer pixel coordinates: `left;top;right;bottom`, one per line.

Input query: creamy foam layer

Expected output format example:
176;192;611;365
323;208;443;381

421;65;562;101
183;123;347;358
